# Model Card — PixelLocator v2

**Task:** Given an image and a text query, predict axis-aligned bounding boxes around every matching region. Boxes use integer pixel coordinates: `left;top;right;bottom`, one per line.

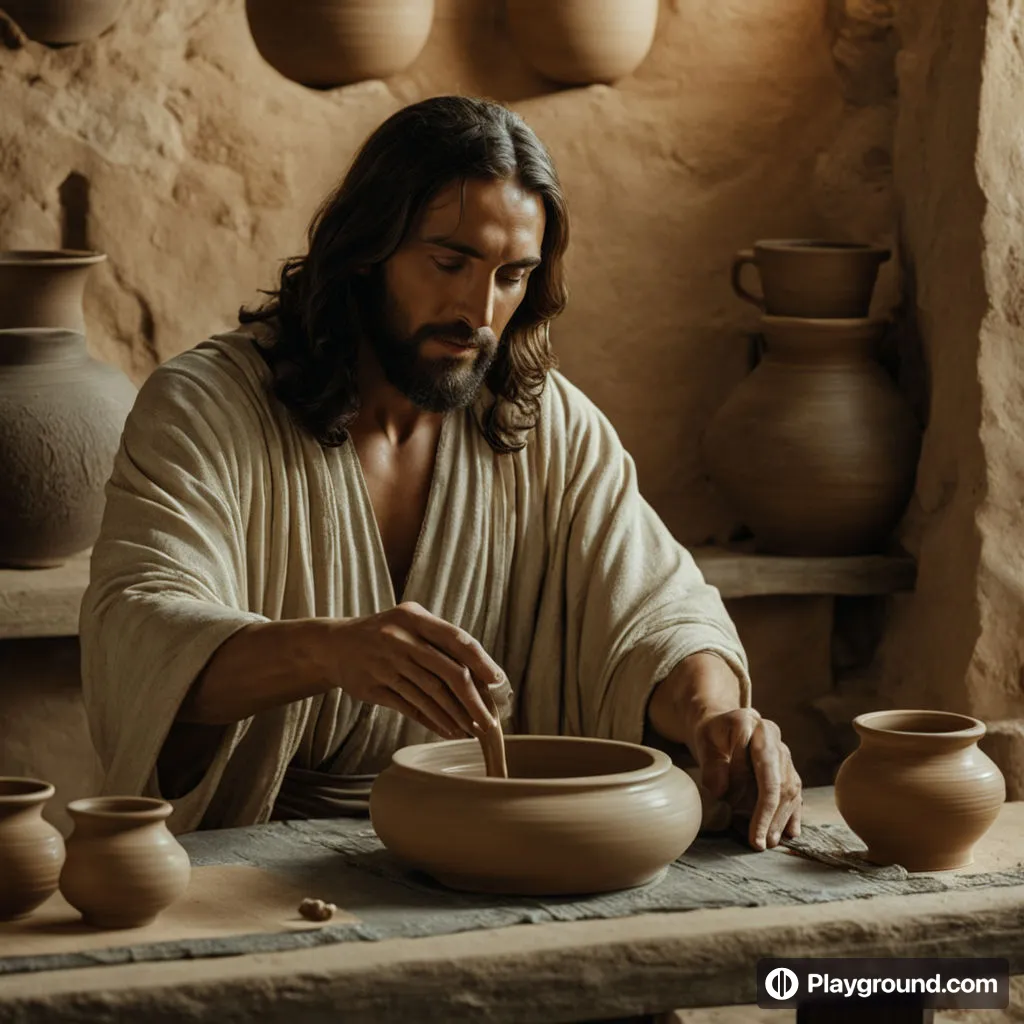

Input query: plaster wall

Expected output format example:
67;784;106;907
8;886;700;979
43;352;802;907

0;0;900;786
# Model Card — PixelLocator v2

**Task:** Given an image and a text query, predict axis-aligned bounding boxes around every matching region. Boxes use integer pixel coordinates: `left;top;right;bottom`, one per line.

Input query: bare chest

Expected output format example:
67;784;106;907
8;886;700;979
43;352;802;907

351;433;440;601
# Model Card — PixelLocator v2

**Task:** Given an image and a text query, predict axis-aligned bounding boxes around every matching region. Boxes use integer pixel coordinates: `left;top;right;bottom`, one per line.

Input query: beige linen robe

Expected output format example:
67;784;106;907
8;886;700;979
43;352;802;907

80;327;750;833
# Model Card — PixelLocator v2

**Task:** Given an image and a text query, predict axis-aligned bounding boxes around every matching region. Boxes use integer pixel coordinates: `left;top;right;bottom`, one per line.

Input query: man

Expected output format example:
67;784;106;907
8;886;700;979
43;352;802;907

81;96;802;849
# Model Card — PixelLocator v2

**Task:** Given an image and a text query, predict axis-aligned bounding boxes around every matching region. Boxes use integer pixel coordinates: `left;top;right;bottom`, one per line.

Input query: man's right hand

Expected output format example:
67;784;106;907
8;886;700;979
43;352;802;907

327;601;509;739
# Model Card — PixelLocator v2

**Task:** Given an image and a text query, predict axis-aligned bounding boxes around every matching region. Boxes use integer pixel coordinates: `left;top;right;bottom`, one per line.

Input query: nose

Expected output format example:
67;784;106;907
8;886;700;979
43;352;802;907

456;272;496;332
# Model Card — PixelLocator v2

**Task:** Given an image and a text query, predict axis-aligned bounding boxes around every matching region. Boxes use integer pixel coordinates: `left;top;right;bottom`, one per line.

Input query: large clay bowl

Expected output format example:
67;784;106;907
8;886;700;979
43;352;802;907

369;736;702;895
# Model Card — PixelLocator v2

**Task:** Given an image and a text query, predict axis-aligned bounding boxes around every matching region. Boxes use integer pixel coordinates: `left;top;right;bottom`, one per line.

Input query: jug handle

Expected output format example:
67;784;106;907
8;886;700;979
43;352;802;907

730;249;764;310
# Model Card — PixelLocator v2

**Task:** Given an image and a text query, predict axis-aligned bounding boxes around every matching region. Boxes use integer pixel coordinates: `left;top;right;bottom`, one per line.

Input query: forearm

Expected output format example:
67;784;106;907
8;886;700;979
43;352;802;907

645;651;743;752
178;617;340;725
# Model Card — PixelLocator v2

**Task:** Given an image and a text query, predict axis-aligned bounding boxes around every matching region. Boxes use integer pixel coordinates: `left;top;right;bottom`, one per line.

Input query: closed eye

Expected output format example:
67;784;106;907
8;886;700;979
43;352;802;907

432;258;528;286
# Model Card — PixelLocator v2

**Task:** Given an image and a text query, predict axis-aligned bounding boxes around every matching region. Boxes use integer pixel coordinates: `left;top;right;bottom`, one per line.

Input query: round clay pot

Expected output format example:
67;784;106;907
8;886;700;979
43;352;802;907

731;240;891;319
246;0;435;88
60;797;191;929
370;736;702;895
0;328;137;568
506;0;659;85
1;0;125;44
835;710;1006;871
0;250;107;333
0;778;65;921
702;316;921;555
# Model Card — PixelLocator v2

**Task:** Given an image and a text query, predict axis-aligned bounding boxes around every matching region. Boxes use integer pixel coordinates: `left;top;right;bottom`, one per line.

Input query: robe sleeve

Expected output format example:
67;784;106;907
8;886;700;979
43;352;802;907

79;351;270;828
518;372;751;743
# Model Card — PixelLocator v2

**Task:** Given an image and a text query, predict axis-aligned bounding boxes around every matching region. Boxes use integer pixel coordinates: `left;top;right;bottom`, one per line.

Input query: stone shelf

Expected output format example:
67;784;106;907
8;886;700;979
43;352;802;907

0;550;91;640
0;546;917;640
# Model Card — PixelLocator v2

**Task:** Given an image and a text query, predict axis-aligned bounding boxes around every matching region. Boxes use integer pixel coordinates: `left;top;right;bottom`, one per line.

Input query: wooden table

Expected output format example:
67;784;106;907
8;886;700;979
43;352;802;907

0;789;1020;1024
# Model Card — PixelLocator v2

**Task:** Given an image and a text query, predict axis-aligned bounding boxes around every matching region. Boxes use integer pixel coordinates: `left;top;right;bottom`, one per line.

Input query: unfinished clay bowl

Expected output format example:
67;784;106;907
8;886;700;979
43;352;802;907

246;0;434;88
506;0;659;85
60;797;191;929
369;736;702;895
731;240;891;319
0;778;65;921
835;710;1006;871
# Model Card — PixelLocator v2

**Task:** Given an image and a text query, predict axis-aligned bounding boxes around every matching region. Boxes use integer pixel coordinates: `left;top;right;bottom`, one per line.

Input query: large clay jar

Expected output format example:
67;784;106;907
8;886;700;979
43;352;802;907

0;328;137;567
702;316;921;555
60;797;191;929
835;710;1006;871
0;778;65;921
1;0;125;44
246;0;435;88
506;0;659;85
370;736;702;895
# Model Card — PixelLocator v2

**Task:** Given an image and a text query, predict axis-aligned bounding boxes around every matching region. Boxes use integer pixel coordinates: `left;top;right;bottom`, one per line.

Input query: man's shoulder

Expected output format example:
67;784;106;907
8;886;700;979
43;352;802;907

538;368;618;442
137;326;272;409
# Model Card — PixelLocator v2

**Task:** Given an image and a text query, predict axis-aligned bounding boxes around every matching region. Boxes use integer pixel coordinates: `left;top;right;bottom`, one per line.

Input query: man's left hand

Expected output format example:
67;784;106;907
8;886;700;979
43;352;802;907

691;707;802;851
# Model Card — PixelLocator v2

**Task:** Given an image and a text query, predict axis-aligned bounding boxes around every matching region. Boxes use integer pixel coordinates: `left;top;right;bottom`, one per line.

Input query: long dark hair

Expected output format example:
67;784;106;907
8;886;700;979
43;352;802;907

240;95;570;453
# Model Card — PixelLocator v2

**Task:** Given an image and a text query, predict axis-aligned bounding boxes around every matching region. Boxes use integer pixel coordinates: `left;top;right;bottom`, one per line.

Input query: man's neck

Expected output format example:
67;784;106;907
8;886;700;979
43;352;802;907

350;340;443;447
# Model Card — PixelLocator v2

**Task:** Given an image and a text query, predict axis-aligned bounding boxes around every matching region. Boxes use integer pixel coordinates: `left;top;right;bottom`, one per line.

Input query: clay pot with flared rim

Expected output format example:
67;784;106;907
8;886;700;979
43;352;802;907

245;0;435;88
0;778;65;921
731;240;891;319
702;315;921;556
0;328;137;567
1;0;125;44
835;710;1006;871
0;250;107;332
506;0;659;85
369;735;702;895
59;797;191;929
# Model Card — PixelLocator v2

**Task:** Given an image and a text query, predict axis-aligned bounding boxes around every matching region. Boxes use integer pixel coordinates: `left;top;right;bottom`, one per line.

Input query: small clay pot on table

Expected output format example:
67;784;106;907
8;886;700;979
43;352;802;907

59;797;191;929
0;777;65;921
835;710;1006;871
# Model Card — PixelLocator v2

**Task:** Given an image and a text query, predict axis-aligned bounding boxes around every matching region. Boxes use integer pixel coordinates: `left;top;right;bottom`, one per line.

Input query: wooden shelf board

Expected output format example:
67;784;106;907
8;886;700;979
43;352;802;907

691;545;917;599
0;546;916;641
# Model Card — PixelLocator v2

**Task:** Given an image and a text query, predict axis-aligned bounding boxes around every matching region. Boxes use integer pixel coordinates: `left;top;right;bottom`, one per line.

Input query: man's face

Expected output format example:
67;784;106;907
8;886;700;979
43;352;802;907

362;175;546;412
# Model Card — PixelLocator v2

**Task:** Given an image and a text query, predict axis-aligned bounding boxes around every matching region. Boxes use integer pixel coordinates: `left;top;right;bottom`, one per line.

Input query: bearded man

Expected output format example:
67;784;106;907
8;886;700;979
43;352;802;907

81;95;802;848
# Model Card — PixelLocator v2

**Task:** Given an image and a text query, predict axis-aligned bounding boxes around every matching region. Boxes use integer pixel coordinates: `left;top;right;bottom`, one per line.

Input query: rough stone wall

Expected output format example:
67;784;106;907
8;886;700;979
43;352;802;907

0;0;895;545
0;0;903;786
869;0;1024;794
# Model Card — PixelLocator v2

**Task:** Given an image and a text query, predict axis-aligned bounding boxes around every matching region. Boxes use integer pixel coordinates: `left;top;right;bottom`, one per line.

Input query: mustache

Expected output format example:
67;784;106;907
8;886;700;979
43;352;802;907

413;323;497;349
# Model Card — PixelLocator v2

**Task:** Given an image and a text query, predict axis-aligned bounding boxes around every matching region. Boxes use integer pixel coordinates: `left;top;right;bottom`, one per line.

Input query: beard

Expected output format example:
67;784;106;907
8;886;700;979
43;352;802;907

357;269;499;413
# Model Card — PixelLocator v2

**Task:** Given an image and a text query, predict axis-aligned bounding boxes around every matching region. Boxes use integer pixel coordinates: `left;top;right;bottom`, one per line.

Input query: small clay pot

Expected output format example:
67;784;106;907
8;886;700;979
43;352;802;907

835;710;1006;871
370;736;702;895
731;240;891;319
506;0;659;85
60;797;191;929
245;0;435;88
0;778;65;921
1;0;125;44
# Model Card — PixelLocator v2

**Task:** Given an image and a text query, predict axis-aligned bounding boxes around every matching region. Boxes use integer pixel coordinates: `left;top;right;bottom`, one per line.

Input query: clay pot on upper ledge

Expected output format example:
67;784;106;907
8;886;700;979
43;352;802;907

1;0;126;44
506;0;659;86
246;0;435;88
0;251;137;568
